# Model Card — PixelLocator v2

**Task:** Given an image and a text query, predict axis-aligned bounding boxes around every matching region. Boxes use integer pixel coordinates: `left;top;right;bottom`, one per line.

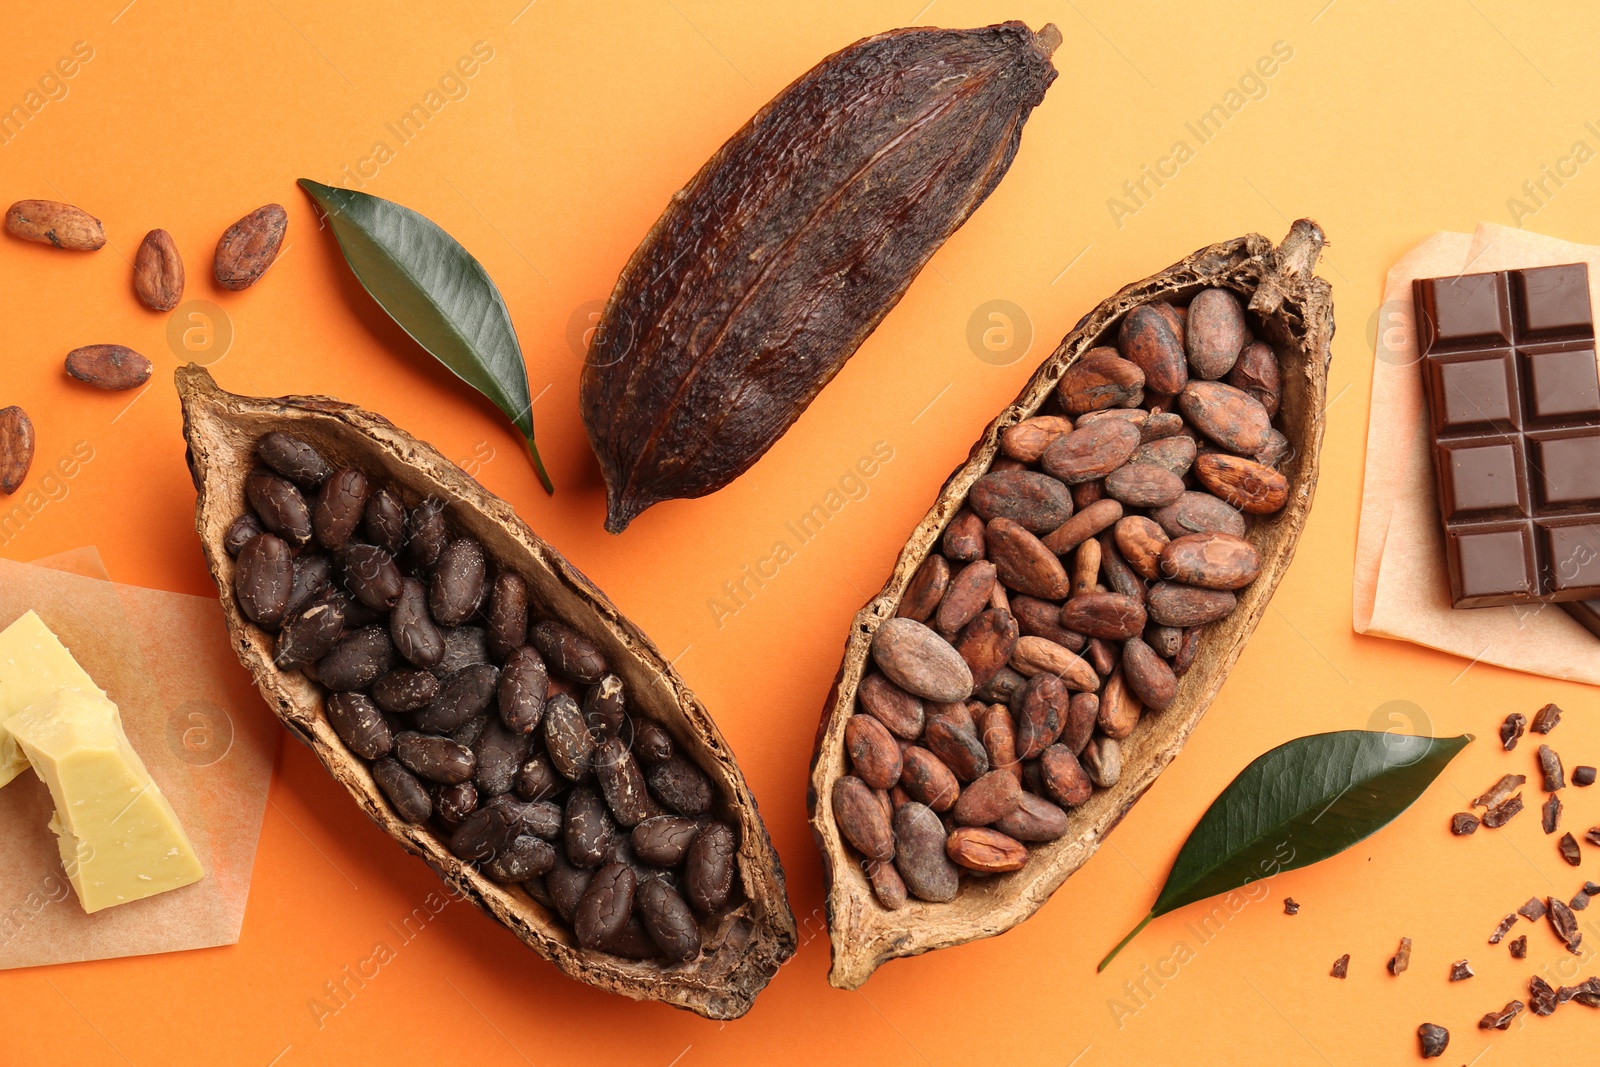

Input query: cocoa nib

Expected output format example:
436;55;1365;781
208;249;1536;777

1500;712;1527;750
1482;793;1524;828
1448;959;1474;982
1542;792;1562;834
1450;811;1480;835
1548;896;1582;951
1478;999;1525;1030
1489;913;1518;944
1473;773;1525;809
1330;953;1349;979
1387;936;1412;976
1509;935;1527;959
1519;896;1547;922
1574;765;1597;786
1416;1023;1448;1059
1558;832;1582;867
1530;702;1562;733
1538;743;1565;791
1530;975;1559;1016
1282;897;1300;916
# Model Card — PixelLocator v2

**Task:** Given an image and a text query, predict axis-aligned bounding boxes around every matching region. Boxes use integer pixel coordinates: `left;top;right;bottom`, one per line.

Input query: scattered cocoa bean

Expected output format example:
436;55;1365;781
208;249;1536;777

214;203;287;290
5;199;105;250
64;345;152;390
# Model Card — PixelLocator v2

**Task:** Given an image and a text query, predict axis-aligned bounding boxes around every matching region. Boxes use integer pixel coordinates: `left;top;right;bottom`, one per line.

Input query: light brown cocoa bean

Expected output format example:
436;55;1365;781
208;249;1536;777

1104;463;1185;509
1185;288;1248;379
5;199;105;250
1082;735;1123;787
1115;516;1169;580
994;791;1070;841
898;554;950;622
1010;636;1099;690
1040;744;1093;807
871;617;974;702
937;560;997;635
1062;692;1099;754
1129;434;1197;477
1056;348;1145;413
1173;626;1201;675
214;203;287;290
1010;595;1087;650
1144;623;1182;658
1146;582;1237;626
1194;453;1289;514
1118;303;1188;394
1254;429;1292;469
1179;380;1272;455
1079;408;1149;431
899;747;959;811
955;608;1019;687
133;228;184;310
924;713;989;782
1160;532;1262;590
1060;591;1146;640
976;703;1019;780
1015;672;1068;760
1122;636;1177;710
1072;536;1101;597
893;802;959;901
1070;480;1104;509
942;508;986;561
0;407;36;495
969;469;1073;534
1140;411;1185;441
833;776;894;862
1097;670;1141;739
1084;638;1116;677
1227;340;1281;416
1041;497;1123;555
858;672;926;739
986;517;1070;599
945;826;1028;873
1152;491;1247;539
952;769;1022;826
1000;415;1074;462
1040;418;1141;484
64;345;152;391
846;714;904;790
866;858;908;910
1096;534;1146;601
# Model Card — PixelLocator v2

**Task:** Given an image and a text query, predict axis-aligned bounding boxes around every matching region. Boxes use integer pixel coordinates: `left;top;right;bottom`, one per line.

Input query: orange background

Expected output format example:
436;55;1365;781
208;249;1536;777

2;1;1598;1064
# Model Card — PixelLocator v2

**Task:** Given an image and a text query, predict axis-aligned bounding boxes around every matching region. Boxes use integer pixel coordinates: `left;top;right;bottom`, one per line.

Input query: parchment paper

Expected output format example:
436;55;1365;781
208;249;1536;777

1354;223;1600;684
0;551;278;969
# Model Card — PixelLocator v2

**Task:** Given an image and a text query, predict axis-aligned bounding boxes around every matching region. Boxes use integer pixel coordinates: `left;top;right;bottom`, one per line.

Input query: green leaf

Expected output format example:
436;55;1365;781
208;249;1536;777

1098;729;1472;971
297;179;552;494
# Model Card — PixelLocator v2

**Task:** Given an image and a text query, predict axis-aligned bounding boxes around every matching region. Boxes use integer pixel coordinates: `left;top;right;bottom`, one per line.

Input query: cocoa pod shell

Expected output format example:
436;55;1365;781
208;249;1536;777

65;345;153;390
178;366;794;1018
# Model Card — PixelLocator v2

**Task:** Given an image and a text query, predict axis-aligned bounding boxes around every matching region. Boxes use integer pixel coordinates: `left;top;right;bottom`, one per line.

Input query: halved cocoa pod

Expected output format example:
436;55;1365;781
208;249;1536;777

810;221;1329;988
178;365;795;1019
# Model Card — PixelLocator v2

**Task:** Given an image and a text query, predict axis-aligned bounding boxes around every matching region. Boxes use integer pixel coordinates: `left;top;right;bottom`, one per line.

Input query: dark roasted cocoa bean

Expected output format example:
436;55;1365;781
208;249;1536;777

433;781;478;827
994;791;1070;841
1194;453;1288;514
1060;591;1146;640
632;816;700;866
1104;463;1185;509
1040;744;1092;807
870;618;974;702
256;432;331;487
899;554;951;622
596;737;657;827
530;619;608;683
390;577;445;667
946;826;1028;873
1015;672;1069;760
952;769;1022;826
892;802;959;902
564;787;615;868
371;668;439;713
1160;532;1261;590
318;626;395;691
416;663;498;733
514;752;564;802
684;821;736;917
483;835;557;883
362;488;407;557
326;692;393;760
574;862;636;948
924;714;989;782
406;498;448;570
899;746;959;811
1056;348;1145;413
451;712;492;749
543;693;596;781
484;571;529;661
224;513;264;556
235;532;294;628
633;720;674;763
472;719;529;797
936;560;997;635
435;626;490;675
395;731;475;785
340;543;403;611
429;538;486;626
646;756;713;817
275;595;346;670
449;806;514;862
1040;418;1141;485
498;645;548;734
845;714;904;790
1119;303;1188;394
372;758;431;823
942;508;986;562
1185;288;1248;379
485;793;562;840
1000;415;1075;462
283;554;333;620
1227;340;1281;416
1151;491;1247;539
313;468;370;549
986;517;1071;599
245;470;313;546
582;675;627;737
637;878;702;962
968;470;1074;534
833;776;895;862
955;608;1020;687
546;852;593;923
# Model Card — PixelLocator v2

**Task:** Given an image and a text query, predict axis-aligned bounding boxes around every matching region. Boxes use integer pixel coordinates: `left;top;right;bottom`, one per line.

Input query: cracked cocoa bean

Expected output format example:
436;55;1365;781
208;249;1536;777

416;663;498;733
390;577;445;668
326;692;392;760
684;821;735;917
543;693;596;781
372;758;431;823
318;626;396;691
632;816;700;867
245;470;313;545
313;468;370;549
530;619;608;683
235;532;294;628
395;732;475;785
498;644;548;734
574;862;636;949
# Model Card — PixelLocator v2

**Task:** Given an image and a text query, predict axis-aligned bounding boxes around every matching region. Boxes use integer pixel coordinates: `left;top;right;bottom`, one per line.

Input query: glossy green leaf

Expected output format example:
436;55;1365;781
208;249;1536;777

297;179;552;493
1099;729;1473;971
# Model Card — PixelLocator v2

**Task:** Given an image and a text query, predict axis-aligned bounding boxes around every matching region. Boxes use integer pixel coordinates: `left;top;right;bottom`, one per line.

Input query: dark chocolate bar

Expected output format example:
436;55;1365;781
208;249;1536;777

1561;599;1600;639
1413;263;1600;607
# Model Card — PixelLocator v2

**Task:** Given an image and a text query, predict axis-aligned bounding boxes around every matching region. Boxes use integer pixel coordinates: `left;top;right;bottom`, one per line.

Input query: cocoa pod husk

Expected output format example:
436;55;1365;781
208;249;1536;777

213;204;287;290
65;345;153;391
133;228;185;310
5;199;105;250
0;406;36;495
581;23;1060;531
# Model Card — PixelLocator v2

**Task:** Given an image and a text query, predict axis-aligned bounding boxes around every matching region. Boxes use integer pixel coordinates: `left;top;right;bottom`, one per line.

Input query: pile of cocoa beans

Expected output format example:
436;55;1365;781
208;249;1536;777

227;432;738;961
834;288;1288;907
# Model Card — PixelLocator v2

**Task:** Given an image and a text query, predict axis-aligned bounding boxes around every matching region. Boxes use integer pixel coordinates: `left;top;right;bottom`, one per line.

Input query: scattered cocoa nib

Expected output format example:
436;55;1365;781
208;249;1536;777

1573;890;1591;912
1565;976;1600;1007
1416;1022;1449;1059
1538;744;1565;792
1529;975;1559;1016
1549;897;1582;951
1574;765;1597;787
1330;953;1349;979
1586;882;1600;895
1448;959;1474;982
1489;913;1519;944
1500;712;1527;750
1482;793;1524;828
1388;936;1413;975
1588;827;1600;848
1473;773;1526;809
1283;897;1300;915
1530;702;1562;733
1478;999;1525;1030
1509;935;1528;958
1519;896;1548;922
1558;832;1582;867
1450;811;1480;835
1542;792;1562;834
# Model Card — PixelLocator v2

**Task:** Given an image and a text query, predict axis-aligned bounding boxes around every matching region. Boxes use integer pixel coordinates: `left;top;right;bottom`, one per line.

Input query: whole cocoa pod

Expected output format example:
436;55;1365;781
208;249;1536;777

580;23;1059;531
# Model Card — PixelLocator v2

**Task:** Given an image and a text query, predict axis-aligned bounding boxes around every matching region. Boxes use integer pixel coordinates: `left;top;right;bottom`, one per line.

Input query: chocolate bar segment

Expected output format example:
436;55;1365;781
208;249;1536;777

1414;263;1600;607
